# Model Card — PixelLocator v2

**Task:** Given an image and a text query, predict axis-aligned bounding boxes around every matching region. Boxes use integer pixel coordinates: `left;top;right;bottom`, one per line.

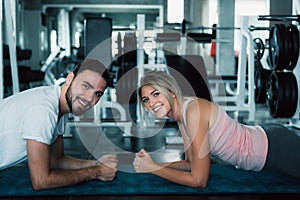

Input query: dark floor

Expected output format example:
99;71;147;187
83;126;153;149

2;103;300;200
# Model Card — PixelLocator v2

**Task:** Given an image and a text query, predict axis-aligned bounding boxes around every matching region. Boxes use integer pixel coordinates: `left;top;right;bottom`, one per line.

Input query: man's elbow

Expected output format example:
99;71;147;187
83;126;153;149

31;177;48;190
31;182;43;190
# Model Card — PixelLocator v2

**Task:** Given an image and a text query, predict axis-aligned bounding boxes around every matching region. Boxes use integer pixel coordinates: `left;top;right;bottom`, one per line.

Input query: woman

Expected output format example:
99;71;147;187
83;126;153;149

133;70;300;188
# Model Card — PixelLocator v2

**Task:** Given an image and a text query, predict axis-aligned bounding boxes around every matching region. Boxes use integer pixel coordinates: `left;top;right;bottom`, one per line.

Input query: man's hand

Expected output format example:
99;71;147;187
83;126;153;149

95;154;118;181
96;154;118;169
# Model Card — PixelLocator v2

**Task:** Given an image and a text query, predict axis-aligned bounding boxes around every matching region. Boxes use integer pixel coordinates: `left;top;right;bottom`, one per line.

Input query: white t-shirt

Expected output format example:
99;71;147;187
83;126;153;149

0;86;65;170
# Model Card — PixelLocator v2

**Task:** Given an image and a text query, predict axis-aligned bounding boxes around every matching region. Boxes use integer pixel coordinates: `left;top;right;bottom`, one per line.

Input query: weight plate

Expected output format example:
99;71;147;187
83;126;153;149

268;24;286;70
286;24;299;71
266;72;284;117
278;24;292;69
266;72;298;118
255;66;271;104
253;37;265;61
282;72;298;117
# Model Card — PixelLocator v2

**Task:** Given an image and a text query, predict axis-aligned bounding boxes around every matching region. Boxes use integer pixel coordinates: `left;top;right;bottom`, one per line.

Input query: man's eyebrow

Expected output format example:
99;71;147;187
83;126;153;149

83;81;94;88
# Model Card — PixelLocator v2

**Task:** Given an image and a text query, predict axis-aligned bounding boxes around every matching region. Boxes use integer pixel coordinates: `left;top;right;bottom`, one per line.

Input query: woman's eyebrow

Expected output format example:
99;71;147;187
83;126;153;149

150;90;158;95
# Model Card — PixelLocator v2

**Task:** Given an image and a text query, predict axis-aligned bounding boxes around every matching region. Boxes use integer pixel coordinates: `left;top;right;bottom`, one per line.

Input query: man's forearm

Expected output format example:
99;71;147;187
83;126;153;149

31;165;101;190
52;155;97;170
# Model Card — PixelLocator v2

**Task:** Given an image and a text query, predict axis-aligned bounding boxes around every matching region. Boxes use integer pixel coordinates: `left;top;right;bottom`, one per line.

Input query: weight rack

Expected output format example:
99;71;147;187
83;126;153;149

258;15;300;128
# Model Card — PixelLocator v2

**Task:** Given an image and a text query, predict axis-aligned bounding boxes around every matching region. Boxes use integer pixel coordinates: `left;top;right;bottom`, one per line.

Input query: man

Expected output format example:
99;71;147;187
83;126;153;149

0;59;118;190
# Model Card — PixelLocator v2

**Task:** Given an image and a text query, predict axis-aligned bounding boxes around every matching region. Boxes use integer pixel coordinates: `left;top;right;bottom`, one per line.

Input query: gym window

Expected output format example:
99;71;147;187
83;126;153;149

167;0;184;23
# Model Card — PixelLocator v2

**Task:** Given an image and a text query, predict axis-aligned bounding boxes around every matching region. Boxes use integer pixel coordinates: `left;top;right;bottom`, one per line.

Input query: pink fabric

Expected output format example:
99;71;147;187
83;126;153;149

180;97;268;172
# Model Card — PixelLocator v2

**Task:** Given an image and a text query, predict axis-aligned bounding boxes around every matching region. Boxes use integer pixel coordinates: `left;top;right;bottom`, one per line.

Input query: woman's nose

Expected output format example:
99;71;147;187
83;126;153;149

149;98;155;107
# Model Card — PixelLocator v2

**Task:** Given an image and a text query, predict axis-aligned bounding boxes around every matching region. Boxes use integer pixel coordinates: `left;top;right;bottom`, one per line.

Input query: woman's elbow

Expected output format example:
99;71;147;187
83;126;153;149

198;181;208;188
191;181;208;188
189;177;209;188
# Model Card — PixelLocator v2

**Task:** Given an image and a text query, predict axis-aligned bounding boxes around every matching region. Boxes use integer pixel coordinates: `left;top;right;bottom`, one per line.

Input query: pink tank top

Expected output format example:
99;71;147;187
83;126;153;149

180;97;268;171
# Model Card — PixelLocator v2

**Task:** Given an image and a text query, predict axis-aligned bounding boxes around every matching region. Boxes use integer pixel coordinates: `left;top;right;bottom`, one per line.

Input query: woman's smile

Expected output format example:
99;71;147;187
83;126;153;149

141;85;172;118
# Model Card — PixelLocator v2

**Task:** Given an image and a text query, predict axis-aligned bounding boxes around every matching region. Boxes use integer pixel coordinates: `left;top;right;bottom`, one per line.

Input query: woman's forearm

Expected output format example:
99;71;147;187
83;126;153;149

160;160;191;171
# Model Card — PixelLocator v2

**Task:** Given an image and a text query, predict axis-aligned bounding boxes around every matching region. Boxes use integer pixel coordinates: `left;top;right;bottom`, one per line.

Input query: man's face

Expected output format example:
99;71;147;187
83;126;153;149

66;70;107;116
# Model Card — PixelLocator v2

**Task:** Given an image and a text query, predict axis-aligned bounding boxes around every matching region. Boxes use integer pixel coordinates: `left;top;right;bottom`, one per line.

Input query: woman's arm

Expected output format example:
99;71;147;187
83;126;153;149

160;160;191;171
133;148;210;188
133;98;214;187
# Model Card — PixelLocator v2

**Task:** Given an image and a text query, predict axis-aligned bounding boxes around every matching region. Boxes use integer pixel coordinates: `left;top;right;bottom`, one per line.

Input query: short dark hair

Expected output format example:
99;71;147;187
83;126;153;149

72;59;111;86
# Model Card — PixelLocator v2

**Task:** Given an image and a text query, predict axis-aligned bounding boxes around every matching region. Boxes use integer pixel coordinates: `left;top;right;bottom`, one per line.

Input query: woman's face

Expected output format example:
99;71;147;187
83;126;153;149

140;85;171;119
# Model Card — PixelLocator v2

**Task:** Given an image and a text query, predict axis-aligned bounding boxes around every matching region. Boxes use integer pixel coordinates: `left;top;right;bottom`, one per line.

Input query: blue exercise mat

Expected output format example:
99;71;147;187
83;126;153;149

1;164;300;196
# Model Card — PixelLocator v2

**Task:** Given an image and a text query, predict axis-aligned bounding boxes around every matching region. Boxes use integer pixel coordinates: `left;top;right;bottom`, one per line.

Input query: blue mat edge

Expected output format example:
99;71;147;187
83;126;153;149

1;164;300;196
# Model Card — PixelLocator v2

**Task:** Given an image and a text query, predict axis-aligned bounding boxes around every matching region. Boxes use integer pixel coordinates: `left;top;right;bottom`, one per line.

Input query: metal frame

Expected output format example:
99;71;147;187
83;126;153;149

1;0;19;97
210;16;256;121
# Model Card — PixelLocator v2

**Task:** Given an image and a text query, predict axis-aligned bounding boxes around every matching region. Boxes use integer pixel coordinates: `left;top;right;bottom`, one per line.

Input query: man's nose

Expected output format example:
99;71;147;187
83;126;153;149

85;90;95;103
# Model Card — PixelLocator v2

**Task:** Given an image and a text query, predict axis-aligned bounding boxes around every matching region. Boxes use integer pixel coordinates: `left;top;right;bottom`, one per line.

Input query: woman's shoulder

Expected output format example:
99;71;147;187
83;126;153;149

185;96;214;107
185;97;218;119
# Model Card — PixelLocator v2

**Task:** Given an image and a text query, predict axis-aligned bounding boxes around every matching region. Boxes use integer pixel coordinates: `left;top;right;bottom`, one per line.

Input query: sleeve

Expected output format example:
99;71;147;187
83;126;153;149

21;106;58;145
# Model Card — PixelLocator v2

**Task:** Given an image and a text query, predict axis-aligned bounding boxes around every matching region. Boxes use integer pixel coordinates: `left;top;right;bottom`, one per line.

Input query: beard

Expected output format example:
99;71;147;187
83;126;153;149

65;81;92;116
65;82;73;113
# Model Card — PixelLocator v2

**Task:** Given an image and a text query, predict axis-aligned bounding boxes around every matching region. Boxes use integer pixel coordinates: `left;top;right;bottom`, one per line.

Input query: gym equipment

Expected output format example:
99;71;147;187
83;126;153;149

187;32;213;43
84;17;112;67
41;46;66;86
266;71;298;118
268;24;299;71
4;65;44;87
253;37;265;61
258;15;300;22
210;16;256;121
255;15;300;121
2;44;44;95
268;24;288;70
2;0;19;96
286;24;299;71
248;25;271;32
3;45;33;61
165;55;211;102
254;62;271;104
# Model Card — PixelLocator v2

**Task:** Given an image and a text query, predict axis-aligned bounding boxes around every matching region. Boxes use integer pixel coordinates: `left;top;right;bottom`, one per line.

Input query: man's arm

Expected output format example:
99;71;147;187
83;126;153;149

49;135;96;170
26;137;117;190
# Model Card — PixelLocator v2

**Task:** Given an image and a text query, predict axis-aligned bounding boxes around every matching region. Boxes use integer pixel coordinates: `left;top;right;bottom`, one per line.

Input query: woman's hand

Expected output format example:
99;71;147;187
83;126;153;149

133;149;161;173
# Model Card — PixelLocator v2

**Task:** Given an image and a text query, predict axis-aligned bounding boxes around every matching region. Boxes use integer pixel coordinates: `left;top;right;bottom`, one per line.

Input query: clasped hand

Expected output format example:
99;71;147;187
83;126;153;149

96;154;118;181
133;149;159;173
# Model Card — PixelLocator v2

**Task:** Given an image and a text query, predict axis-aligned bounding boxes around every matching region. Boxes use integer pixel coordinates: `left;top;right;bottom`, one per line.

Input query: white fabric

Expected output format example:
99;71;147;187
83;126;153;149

0;86;65;170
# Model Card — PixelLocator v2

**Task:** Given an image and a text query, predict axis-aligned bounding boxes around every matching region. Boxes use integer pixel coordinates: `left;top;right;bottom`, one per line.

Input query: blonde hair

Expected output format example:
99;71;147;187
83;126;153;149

137;70;183;125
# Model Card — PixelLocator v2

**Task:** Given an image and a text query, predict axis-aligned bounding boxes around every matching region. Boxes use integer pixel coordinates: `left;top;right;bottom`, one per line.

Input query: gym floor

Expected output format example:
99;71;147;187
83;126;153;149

2;103;300;200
